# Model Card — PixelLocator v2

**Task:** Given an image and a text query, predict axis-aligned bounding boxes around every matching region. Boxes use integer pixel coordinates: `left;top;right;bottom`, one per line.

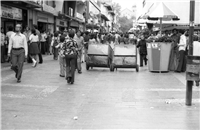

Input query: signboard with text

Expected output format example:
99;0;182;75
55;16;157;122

186;56;200;81
1;4;22;20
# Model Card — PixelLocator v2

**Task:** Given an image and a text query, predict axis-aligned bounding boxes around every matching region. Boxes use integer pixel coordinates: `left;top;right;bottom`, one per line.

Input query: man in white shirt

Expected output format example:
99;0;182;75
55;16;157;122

8;24;28;83
176;30;187;73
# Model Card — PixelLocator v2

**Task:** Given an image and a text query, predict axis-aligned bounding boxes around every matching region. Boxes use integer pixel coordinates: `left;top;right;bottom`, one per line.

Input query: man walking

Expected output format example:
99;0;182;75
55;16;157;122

137;35;148;67
8;24;28;83
74;30;84;74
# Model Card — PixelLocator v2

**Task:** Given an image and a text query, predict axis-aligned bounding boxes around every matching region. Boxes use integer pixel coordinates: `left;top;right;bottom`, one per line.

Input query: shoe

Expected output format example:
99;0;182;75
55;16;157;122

140;65;143;67
17;79;21;83
78;71;82;74
66;77;71;83
39;62;43;64
70;82;74;84
34;61;38;67
60;75;65;77
175;71;181;73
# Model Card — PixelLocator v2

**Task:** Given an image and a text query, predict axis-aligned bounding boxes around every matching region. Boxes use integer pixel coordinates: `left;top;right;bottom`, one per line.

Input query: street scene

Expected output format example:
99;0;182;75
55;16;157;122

1;0;200;129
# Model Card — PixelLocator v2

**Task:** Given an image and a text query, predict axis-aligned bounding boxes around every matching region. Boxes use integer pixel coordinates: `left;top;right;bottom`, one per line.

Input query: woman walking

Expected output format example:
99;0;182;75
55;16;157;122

51;32;59;60
55;35;66;77
29;29;40;67
62;30;78;84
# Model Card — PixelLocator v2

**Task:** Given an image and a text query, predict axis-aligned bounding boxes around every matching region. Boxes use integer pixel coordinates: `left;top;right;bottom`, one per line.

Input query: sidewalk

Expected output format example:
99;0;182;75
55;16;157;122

1;55;199;129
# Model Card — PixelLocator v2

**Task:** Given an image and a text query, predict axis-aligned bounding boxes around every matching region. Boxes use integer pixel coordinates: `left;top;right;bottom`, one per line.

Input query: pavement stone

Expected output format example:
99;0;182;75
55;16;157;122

1;55;200;129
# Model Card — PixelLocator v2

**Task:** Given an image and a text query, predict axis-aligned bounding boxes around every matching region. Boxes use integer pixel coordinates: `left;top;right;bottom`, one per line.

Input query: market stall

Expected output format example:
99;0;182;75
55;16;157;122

142;2;180;72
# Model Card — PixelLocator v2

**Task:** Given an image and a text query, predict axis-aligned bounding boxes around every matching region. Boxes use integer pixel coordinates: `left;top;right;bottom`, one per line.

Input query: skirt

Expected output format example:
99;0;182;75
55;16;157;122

29;42;40;55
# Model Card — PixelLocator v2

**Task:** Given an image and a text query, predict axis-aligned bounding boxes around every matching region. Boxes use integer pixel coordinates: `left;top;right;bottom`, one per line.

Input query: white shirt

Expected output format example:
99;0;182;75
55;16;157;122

8;32;28;56
1;33;6;46
178;34;187;51
41;33;47;42
74;35;84;50
29;34;39;42
6;31;15;39
51;37;59;46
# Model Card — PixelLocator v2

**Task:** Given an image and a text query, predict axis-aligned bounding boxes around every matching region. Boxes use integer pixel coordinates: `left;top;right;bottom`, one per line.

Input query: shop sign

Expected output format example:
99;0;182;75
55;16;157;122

1;4;22;20
28;0;42;5
186;56;200;81
43;3;58;16
76;12;85;23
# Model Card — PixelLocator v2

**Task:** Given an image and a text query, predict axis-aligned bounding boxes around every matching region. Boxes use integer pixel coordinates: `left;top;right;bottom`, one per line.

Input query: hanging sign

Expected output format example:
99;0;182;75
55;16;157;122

186;56;200;81
1;4;22;20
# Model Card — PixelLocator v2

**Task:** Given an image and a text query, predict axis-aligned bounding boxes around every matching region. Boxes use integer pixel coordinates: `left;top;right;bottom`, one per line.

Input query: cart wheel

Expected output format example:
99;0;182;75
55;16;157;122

110;64;115;72
86;64;89;70
136;65;139;72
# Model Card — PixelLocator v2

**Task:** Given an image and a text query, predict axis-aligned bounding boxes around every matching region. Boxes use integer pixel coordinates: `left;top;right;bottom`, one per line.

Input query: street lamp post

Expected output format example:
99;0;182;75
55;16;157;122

186;0;195;106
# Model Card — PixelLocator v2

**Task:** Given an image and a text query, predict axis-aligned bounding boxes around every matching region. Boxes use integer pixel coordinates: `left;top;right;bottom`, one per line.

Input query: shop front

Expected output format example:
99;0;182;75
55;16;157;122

70;20;79;30
37;11;55;33
56;18;68;32
1;4;27;32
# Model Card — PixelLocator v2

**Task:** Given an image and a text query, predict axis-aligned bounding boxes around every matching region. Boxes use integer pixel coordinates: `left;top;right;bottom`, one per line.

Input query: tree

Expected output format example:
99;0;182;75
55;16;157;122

118;16;133;33
112;2;121;21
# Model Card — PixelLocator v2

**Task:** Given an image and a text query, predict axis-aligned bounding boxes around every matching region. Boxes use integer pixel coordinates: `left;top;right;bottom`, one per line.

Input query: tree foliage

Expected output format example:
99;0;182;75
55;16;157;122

112;2;121;21
118;16;133;33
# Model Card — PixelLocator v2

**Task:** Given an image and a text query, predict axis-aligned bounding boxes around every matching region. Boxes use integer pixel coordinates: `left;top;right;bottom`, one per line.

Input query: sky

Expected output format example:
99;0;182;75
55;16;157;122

112;0;140;10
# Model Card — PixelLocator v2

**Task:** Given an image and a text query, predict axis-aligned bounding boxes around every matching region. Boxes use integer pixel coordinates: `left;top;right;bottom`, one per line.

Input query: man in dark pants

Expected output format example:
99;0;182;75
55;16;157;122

8;24;28;83
63;30;78;84
176;30;187;72
137;35;147;67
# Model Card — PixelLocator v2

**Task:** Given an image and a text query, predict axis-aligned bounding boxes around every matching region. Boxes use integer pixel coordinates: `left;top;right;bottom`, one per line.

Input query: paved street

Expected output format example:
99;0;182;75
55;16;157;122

1;55;200;129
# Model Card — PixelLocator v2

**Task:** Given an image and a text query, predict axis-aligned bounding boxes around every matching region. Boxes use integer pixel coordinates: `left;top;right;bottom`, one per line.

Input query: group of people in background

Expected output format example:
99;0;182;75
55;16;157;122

2;23;199;83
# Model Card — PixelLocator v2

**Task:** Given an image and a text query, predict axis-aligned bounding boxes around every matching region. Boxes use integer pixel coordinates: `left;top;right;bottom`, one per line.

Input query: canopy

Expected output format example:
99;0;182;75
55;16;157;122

144;2;180;34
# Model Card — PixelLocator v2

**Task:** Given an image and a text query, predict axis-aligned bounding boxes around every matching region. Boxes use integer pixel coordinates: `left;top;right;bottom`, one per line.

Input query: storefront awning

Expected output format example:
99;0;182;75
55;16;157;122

70;21;79;27
20;0;42;8
97;14;109;21
86;24;100;29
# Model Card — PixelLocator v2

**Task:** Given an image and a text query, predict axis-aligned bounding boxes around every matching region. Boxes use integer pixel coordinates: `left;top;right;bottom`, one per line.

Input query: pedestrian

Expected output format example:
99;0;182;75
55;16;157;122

29;29;40;67
1;27;6;63
6;26;15;62
33;25;43;64
137;35;148;67
62;29;79;84
74;30;84;74
23;26;32;63
176;30;187;72
7;24;28;83
41;30;47;55
55;35;66;77
51;32;59;60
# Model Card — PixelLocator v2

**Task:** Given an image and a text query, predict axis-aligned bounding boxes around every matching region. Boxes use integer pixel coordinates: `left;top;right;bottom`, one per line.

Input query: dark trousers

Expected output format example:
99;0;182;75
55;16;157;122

65;55;77;83
11;49;25;80
1;45;5;63
53;47;58;60
38;42;43;63
41;42;46;54
140;54;147;66
176;50;186;72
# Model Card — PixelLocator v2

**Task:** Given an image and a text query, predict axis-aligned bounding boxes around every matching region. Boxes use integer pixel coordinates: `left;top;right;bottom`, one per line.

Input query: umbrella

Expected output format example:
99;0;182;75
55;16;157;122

145;2;180;34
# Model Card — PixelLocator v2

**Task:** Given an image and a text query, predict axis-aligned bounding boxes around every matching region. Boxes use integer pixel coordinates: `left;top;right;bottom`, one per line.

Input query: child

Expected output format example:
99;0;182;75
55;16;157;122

55;35;66;77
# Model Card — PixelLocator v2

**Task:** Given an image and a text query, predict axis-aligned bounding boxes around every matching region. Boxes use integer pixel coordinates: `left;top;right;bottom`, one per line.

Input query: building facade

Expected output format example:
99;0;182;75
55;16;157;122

1;0;41;33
